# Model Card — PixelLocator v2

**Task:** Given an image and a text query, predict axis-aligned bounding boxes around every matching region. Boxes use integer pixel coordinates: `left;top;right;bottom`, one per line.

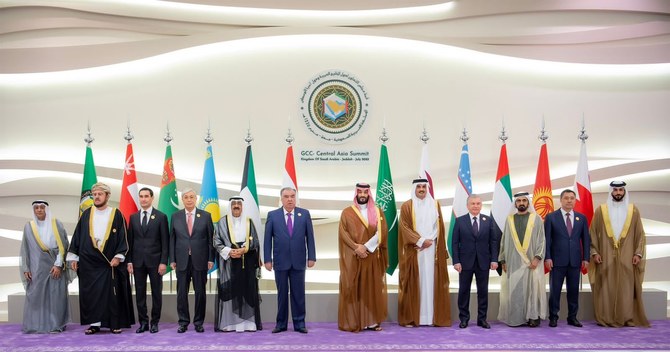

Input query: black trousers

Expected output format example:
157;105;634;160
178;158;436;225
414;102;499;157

457;259;489;323
133;265;163;325
176;256;207;327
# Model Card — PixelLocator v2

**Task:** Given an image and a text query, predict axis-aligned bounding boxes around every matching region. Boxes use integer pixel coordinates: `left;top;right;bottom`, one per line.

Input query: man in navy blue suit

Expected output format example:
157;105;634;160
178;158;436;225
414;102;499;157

452;194;500;329
264;187;316;334
544;189;590;328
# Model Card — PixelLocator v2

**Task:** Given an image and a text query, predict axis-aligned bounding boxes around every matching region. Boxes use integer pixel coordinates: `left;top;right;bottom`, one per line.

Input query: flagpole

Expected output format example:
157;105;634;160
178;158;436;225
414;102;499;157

123;123;134;288
577;117;589;289
164;123;174;293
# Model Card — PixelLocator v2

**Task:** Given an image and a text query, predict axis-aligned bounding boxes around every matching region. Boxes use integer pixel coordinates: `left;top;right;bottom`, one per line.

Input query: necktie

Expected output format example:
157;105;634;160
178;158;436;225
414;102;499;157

187;212;193;236
472;216;479;236
142;210;148;231
287;212;293;237
566;212;573;236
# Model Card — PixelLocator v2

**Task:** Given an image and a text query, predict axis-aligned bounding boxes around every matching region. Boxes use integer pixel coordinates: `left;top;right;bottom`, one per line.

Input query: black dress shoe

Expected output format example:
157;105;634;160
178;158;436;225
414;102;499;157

177;325;187;333
150;324;159;333
477;321;491;329
136;324;149;333
296;327;308;334
272;327;287;333
549;319;557;327
195;325;205;333
567;319;583;327
459;321;468;329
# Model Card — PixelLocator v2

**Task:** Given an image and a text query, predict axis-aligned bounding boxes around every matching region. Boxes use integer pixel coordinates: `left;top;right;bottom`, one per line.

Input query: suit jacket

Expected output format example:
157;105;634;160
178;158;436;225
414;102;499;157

169;208;215;271
264;207;316;271
127;208;169;268
544;209;590;267
451;213;500;271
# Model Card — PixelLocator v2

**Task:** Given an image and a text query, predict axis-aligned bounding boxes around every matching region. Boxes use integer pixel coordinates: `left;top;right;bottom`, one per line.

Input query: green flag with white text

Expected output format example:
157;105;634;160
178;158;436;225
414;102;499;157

376;144;398;275
79;145;97;217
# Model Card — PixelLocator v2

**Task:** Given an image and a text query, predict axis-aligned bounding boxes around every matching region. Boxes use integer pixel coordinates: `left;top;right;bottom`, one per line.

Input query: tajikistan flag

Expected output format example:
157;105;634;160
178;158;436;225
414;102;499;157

282;144;299;205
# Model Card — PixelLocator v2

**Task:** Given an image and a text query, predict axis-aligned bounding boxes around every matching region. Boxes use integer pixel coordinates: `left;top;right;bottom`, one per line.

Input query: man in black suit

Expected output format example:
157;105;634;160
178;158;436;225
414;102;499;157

127;187;168;334
451;194;500;329
544;189;590;328
169;188;214;333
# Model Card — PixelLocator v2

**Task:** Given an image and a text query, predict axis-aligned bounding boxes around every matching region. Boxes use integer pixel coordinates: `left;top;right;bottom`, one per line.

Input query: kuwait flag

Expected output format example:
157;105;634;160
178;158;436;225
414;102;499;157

419;143;435;198
79;144;98;217
533;143;554;220
282;145;299;204
490;143;513;233
448;144;472;256
119;142;139;224
376;143;398;275
240;145;262;248
573;141;594;225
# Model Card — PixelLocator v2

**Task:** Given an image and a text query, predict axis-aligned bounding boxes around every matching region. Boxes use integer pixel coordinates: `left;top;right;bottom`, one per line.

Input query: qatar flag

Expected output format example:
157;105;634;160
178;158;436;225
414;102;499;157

119;142;139;224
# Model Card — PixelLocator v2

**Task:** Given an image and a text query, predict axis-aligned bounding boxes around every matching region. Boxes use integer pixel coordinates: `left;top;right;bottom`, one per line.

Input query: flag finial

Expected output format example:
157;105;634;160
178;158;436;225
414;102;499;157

538;117;549;142
380;127;389;144
499;119;508;144
204;124;213;145
164;122;173;144
420;127;430;144
578;116;588;142
84;122;94;146
124;121;133;143
460;128;469;144
245;126;253;145
285;128;294;145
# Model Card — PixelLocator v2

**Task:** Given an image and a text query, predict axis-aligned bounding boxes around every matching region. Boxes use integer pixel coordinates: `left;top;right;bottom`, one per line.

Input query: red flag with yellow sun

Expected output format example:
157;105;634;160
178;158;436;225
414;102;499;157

533;142;554;219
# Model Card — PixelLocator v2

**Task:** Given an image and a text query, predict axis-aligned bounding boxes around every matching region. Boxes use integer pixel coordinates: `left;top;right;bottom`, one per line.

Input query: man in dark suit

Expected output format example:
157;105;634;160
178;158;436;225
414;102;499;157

544;189;590;328
169;188;214;333
264;187;316;334
451;194;500;329
127;187;168;334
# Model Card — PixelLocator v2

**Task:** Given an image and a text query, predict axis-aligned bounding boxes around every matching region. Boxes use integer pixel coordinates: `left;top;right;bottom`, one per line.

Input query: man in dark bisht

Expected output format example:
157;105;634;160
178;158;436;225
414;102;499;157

213;196;262;332
67;182;135;334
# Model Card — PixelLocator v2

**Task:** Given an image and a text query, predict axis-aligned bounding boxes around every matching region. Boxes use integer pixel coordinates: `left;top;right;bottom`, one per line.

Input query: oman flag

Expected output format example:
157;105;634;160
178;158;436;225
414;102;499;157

282;145;299;204
119;142;139;224
491;143;513;233
533;143;554;220
573;142;593;225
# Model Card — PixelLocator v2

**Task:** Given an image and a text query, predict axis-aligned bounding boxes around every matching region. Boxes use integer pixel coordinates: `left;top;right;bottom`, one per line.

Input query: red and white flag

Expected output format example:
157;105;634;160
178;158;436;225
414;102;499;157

119;142;139;224
419;143;435;198
573;141;594;225
282;145;299;204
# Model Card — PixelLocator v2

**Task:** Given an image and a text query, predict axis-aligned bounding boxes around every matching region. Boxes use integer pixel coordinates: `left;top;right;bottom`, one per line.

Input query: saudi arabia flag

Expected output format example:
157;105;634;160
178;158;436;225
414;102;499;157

376;143;398;275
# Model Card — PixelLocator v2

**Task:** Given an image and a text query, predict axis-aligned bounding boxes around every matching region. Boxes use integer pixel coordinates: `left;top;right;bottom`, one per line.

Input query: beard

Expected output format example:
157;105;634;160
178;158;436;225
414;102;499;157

94;200;108;208
356;196;369;205
612;193;625;202
516;204;528;212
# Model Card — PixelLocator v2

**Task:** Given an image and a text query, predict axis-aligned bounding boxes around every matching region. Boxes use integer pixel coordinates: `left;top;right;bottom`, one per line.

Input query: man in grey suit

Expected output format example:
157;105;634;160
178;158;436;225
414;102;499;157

264;187;316;334
127;187;169;334
169;188;214;333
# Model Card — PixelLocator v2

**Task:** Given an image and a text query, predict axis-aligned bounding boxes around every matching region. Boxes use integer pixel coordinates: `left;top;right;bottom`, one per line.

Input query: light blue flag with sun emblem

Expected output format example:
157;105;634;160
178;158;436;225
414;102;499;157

198;144;221;273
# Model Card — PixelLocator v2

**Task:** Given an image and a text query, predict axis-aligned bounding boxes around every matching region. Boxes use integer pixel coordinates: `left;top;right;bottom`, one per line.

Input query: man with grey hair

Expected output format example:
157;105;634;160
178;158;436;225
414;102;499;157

170;188;214;333
68;182;135;334
589;181;649;327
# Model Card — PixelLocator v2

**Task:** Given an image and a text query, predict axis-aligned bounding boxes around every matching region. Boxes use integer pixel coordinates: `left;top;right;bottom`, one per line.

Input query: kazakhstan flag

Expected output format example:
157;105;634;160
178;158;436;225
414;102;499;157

198;144;221;222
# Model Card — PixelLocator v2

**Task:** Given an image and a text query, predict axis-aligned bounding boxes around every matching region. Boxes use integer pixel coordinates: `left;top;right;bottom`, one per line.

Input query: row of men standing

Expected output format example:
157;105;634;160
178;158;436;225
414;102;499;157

20;179;649;334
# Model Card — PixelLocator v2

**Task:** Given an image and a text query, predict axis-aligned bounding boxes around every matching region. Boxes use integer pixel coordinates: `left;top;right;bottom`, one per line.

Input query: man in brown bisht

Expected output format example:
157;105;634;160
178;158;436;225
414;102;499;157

338;183;389;332
589;180;649;327
398;178;451;327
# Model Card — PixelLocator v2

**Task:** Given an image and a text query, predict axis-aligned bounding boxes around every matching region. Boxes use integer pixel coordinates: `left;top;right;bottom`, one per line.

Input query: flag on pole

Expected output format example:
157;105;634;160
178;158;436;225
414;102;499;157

119;142;139;224
376;143;398;275
282;145;299;204
158;143;179;274
448;144;472;256
573;141;593;225
240;145;262;247
419;143;435;198
198;145;221;223
490;143;513;233
79;145;98;217
532;143;554;220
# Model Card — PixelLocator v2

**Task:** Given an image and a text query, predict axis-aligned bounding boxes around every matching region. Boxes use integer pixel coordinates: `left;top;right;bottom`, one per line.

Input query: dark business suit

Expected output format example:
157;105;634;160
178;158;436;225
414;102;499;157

451;213;500;324
544;209;590;321
169;208;214;328
127;208;168;326
264;207;316;331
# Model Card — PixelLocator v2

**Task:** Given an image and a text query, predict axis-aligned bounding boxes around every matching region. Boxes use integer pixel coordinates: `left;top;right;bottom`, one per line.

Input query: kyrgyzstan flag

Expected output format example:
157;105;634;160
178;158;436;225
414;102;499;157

532;143;554;220
119;142;139;224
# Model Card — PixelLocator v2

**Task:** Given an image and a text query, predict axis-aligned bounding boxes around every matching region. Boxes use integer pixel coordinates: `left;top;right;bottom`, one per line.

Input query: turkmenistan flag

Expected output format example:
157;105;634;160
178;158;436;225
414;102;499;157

158;143;179;274
448;144;472;256
490;143;513;233
79;145;97;217
240;145;262;249
376;143;398;275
